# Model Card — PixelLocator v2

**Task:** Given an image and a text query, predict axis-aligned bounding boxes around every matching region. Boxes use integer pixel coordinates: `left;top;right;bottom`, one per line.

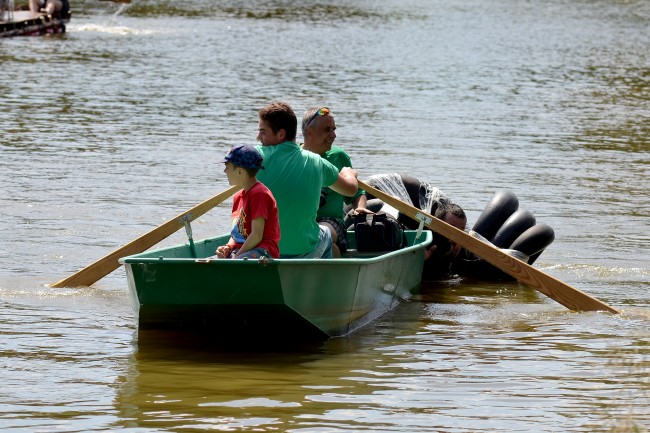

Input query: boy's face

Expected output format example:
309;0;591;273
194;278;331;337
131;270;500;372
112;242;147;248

224;162;245;187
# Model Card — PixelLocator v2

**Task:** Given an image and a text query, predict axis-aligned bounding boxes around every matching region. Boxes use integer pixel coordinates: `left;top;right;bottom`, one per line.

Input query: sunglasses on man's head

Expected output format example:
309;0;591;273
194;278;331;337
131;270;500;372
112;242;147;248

307;107;331;127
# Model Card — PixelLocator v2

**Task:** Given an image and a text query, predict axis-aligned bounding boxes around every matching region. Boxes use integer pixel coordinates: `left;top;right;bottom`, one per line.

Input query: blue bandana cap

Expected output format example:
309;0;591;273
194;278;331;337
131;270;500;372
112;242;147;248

220;144;265;169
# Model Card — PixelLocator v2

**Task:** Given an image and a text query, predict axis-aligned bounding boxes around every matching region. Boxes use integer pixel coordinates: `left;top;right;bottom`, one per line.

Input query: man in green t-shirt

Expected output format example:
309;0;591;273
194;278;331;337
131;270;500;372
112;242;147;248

255;102;358;258
301;107;370;257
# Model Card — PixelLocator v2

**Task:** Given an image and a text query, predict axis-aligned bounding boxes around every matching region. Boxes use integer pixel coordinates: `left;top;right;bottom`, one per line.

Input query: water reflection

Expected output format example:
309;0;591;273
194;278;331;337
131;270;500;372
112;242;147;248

117;330;373;430
571;65;650;152
114;295;650;432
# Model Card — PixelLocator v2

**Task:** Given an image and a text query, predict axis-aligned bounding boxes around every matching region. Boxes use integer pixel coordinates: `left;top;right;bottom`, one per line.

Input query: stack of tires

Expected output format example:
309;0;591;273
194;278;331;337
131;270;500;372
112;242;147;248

452;190;555;280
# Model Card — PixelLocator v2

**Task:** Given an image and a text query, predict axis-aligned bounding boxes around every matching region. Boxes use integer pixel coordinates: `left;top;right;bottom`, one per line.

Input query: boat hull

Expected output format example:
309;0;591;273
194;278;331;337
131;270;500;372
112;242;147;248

121;231;431;338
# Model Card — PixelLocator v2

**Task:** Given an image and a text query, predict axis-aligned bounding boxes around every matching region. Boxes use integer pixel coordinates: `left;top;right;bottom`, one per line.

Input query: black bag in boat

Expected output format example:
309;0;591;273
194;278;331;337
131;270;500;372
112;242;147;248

353;212;407;252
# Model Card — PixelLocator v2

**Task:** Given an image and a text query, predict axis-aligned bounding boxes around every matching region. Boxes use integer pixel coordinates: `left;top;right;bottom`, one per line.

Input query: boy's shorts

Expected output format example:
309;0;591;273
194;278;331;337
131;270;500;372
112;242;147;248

232;247;271;259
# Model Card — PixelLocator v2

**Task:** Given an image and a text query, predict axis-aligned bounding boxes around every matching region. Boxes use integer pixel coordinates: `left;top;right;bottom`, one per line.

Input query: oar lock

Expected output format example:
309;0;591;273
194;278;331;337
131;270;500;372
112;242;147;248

179;213;194;237
179;213;197;258
414;212;432;241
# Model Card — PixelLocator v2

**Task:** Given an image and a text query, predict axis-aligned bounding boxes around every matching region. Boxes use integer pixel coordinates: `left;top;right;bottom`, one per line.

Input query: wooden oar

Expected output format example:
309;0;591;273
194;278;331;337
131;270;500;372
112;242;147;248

51;185;239;288
358;181;620;314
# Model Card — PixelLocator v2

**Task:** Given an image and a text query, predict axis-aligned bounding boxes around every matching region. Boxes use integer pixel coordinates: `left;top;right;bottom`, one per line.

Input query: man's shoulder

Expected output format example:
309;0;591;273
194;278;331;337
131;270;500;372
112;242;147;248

257;141;299;154
300;146;333;165
324;146;352;168
327;145;349;156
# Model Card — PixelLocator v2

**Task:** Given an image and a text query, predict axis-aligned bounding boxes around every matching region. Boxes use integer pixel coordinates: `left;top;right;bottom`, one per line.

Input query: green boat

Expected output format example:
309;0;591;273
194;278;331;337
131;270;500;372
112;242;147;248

120;230;432;339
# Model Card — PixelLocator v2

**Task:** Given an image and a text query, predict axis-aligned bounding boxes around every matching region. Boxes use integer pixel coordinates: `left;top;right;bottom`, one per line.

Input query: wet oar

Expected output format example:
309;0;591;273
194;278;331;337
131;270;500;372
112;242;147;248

358;181;620;314
51;185;239;288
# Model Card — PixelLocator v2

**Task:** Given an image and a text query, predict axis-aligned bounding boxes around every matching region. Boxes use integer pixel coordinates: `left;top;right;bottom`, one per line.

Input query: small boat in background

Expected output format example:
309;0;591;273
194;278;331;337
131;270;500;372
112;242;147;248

120;231;432;340
1;1;70;37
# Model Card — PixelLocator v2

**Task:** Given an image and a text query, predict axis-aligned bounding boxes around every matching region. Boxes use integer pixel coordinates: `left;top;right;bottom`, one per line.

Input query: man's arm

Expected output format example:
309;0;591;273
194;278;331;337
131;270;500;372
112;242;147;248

351;193;372;215
328;166;358;197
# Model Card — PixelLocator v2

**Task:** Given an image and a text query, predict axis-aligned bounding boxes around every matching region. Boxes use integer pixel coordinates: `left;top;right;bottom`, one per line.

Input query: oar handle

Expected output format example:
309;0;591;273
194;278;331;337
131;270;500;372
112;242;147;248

51;185;239;288
358;180;620;314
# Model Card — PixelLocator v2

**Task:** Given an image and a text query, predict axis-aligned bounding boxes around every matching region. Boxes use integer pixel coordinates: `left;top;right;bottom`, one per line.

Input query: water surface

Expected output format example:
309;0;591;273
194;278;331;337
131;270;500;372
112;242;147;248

1;0;649;431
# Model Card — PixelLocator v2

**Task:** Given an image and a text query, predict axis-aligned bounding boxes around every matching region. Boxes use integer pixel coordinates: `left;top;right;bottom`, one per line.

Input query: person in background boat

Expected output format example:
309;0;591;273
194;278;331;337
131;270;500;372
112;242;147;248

214;144;280;260
255;101;359;259
300;106;371;257
359;173;467;279
422;202;467;280
28;0;69;17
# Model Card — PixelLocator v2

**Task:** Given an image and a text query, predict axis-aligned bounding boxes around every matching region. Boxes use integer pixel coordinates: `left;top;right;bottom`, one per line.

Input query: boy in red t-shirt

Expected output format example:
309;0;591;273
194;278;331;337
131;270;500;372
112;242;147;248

215;145;280;259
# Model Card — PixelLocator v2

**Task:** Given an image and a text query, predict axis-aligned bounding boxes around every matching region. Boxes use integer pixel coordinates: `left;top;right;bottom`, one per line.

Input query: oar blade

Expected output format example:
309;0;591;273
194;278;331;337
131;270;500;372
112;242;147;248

51;185;238;288
358;181;619;314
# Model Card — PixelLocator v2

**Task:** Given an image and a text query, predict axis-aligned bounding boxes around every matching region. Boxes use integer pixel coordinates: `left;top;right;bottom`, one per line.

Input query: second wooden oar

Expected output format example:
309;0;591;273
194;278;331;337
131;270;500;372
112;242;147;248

51;185;239;288
358;181;620;314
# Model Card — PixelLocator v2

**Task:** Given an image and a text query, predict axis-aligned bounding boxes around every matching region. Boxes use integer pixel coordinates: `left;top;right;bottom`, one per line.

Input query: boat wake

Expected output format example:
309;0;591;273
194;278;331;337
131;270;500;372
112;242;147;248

68;2;161;36
545;263;649;281
68;23;158;35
